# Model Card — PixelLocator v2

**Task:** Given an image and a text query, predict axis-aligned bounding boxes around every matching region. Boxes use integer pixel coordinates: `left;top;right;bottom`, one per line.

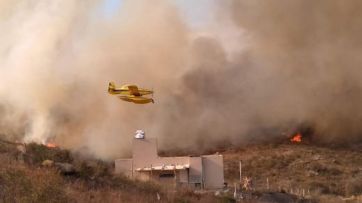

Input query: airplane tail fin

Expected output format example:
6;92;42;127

108;82;116;93
151;88;154;103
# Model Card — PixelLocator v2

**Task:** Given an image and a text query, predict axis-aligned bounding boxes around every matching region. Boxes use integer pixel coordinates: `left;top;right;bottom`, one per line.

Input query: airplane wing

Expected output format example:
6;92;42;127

128;85;140;96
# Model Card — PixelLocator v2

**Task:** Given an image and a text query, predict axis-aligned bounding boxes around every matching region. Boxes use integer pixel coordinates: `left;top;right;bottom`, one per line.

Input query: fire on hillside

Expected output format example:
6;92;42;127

290;133;302;143
45;143;58;148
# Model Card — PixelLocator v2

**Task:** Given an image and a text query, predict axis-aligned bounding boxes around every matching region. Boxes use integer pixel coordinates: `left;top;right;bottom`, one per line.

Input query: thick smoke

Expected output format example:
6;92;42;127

158;0;362;150
227;0;362;144
1;0;362;159
0;0;189;159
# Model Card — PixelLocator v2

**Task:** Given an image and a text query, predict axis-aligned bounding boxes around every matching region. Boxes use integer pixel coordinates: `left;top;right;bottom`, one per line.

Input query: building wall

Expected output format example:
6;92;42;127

202;155;224;189
132;138;158;169
156;157;189;166
132;138;189;168
179;169;188;183
115;137;225;190
189;157;202;184
134;171;151;181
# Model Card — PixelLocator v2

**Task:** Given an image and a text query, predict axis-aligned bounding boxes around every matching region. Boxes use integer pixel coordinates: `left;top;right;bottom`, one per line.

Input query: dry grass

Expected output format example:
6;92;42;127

223;143;362;202
0;161;69;202
0;142;225;203
1;140;361;202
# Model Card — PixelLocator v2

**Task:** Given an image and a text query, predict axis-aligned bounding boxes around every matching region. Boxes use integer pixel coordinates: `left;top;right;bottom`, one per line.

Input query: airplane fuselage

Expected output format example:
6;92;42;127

108;88;153;96
118;95;154;104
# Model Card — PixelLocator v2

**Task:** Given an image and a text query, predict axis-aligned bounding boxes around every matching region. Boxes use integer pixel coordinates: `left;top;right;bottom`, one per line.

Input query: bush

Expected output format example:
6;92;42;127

25;143;73;164
309;181;330;194
77;160;110;178
216;195;236;203
345;179;362;196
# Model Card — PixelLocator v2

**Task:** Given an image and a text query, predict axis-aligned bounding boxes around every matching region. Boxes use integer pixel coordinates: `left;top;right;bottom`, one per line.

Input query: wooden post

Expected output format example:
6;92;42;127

239;161;242;183
267;178;269;190
131;159;134;178
150;164;153;180
233;183;237;199
201;160;204;189
174;164;177;188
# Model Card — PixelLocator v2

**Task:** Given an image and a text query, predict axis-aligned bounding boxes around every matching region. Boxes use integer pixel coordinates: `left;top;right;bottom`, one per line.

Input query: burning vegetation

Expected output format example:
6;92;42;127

290;133;302;143
290;133;303;143
45;143;58;148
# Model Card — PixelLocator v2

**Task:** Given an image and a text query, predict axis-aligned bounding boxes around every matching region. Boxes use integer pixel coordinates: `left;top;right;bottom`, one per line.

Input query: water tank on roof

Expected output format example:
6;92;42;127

135;130;145;139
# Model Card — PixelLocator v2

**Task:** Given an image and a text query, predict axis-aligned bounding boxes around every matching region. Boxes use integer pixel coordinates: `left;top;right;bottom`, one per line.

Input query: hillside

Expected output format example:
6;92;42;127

0;139;361;203
223;143;362;202
0;140;220;203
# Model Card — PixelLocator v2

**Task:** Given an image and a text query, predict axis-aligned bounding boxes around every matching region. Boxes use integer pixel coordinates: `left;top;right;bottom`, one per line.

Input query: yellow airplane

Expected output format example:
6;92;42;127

108;82;154;104
108;82;153;96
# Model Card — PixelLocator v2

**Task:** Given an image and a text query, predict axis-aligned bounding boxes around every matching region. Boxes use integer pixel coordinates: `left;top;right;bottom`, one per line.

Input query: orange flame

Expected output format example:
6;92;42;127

290;133;302;143
45;143;57;148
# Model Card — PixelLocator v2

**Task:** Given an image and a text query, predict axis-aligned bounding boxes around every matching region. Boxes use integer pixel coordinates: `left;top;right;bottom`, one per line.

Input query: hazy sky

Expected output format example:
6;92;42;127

101;0;217;28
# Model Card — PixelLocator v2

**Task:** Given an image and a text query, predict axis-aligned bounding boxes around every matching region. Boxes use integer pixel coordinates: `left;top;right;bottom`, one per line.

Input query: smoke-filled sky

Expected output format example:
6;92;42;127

100;0;216;26
0;0;362;160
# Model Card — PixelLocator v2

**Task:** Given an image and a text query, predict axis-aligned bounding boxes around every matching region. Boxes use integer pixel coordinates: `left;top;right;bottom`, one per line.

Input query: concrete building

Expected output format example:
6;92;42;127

115;132;224;189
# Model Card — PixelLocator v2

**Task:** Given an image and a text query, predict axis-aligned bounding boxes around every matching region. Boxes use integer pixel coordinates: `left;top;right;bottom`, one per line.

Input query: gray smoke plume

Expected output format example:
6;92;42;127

227;0;362;144
1;0;362;159
157;0;362;151
0;0;191;159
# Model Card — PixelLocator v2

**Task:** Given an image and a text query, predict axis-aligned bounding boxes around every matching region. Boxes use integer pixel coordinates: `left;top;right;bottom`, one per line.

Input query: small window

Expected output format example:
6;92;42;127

195;183;201;189
159;173;175;178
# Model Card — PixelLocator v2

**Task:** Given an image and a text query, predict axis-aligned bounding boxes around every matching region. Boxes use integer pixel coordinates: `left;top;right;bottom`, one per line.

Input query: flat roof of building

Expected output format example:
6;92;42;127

135;164;190;172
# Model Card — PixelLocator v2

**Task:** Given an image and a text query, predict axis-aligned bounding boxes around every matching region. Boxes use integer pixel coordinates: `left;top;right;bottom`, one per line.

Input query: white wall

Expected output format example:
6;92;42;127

202;155;224;189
